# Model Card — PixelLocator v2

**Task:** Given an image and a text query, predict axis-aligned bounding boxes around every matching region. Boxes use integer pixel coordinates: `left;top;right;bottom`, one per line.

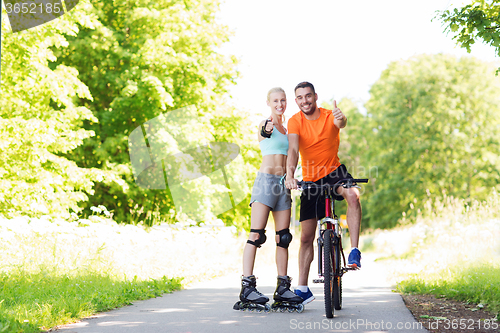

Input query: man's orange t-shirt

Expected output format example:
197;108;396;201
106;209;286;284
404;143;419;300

288;107;341;182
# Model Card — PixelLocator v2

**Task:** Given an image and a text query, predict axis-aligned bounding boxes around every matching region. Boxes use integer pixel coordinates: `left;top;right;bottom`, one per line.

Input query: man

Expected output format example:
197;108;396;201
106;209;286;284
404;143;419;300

285;81;362;304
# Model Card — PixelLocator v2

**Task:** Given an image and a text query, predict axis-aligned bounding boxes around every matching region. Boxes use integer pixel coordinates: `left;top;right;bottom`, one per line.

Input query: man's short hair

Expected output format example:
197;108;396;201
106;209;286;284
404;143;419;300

294;81;315;94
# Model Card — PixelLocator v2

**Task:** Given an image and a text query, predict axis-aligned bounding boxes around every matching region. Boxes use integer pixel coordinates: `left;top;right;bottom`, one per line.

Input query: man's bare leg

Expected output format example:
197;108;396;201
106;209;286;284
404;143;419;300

337;186;362;268
337;187;361;248
298;218;316;285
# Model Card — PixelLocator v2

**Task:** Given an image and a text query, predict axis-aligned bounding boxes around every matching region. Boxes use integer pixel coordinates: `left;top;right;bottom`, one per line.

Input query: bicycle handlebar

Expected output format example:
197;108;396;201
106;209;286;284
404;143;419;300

297;178;368;190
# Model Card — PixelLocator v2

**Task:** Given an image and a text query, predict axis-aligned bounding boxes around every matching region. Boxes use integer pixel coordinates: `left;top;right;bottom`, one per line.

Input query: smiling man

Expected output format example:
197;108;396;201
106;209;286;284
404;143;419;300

285;81;362;304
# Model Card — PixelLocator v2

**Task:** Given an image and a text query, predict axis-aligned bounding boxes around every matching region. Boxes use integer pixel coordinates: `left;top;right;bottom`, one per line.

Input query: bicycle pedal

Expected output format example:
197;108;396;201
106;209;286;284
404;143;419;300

345;265;359;271
313;278;324;283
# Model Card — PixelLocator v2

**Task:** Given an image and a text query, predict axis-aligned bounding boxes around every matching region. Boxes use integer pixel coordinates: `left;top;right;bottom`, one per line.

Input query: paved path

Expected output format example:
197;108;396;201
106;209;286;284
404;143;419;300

57;255;427;333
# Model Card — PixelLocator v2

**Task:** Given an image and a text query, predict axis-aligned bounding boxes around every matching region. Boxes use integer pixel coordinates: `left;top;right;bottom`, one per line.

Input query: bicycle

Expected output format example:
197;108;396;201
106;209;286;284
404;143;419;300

297;178;368;318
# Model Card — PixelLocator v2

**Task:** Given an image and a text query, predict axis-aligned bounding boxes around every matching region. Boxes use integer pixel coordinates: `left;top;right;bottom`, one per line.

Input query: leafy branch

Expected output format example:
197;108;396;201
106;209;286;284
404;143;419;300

436;0;500;74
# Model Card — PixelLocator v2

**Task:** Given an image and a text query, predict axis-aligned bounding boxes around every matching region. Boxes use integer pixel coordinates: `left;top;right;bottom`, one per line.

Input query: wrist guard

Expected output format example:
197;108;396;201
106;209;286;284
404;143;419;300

261;119;272;138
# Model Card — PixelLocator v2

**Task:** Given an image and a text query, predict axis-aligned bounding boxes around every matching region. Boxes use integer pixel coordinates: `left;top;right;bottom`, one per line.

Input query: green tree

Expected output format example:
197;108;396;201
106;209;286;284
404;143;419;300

0;1;117;218
365;54;500;228
212;106;260;231
437;0;500;73
54;0;244;223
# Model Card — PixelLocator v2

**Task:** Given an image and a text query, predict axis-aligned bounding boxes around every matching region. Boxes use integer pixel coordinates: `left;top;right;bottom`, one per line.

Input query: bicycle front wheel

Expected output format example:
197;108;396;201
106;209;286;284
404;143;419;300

333;238;342;310
323;229;334;318
334;275;342;310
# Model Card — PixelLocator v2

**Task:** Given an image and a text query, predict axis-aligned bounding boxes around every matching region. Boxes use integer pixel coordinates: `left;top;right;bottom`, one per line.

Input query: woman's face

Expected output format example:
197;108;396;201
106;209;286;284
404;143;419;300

267;91;287;117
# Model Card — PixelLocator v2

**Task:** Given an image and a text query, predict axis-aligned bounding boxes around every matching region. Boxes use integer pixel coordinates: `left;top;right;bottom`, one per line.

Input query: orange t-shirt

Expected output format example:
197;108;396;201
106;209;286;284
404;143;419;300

288;107;341;182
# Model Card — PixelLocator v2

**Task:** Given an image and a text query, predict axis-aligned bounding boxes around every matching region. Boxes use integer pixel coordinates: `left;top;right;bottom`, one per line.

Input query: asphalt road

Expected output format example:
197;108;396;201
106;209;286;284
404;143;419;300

57;254;427;333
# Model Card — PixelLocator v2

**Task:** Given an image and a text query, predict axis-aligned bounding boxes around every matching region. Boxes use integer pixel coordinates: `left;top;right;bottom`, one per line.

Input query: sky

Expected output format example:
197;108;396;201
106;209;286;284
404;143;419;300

217;0;499;123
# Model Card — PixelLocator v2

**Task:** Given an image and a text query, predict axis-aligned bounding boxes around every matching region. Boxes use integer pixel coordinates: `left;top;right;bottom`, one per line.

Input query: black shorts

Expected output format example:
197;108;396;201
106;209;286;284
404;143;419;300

299;164;353;222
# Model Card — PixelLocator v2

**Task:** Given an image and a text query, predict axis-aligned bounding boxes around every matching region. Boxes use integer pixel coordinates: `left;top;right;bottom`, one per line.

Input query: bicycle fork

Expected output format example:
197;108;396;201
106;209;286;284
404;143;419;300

315;225;324;283
314;217;341;283
314;193;342;284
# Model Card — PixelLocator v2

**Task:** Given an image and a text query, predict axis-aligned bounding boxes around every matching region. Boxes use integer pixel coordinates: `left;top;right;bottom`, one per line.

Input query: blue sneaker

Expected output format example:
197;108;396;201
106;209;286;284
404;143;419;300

294;287;315;305
348;248;362;268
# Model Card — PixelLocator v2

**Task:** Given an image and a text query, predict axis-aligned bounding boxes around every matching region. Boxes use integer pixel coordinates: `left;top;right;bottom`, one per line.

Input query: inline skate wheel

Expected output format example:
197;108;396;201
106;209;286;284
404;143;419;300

296;304;304;313
264;304;271;313
288;307;294;313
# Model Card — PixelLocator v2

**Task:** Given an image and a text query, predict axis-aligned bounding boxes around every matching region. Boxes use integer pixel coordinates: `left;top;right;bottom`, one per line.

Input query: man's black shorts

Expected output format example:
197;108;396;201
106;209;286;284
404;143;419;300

299;164;353;222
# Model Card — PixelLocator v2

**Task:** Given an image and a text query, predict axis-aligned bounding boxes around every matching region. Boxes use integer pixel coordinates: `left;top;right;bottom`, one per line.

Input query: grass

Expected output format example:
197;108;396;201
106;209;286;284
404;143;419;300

360;192;500;318
0;215;250;332
0;269;181;333
396;263;500;315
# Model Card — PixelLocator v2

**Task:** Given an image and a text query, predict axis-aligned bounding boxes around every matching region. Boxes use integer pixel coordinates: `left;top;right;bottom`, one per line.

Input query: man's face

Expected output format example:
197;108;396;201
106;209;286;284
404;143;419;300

295;87;318;116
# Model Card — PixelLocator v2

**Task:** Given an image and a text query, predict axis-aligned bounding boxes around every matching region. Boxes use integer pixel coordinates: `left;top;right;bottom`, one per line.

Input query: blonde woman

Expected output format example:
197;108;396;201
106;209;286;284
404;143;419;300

234;88;303;312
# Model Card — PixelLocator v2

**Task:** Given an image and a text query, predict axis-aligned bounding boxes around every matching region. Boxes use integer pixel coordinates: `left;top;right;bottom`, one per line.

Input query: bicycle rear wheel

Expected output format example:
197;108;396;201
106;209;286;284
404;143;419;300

333;238;342;310
323;229;334;318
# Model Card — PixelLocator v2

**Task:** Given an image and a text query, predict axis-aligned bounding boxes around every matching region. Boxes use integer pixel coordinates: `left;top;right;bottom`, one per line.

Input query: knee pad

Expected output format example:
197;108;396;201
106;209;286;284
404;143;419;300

247;229;267;248
276;228;293;249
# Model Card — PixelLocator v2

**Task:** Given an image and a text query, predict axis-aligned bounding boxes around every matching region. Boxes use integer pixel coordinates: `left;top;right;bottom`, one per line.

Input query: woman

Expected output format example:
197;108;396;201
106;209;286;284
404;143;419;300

234;87;303;311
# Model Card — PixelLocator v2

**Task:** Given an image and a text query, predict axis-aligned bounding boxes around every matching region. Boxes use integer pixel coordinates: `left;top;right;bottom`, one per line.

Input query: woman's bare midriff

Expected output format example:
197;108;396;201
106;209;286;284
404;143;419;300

259;154;287;176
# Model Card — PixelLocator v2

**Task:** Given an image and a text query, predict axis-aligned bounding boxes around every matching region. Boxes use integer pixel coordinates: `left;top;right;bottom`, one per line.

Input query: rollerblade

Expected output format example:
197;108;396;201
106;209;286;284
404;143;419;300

233;275;270;312
271;275;304;313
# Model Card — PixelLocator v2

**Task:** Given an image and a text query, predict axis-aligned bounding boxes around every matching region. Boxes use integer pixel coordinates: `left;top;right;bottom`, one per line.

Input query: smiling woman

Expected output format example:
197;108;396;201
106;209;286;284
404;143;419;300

235;87;303;313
